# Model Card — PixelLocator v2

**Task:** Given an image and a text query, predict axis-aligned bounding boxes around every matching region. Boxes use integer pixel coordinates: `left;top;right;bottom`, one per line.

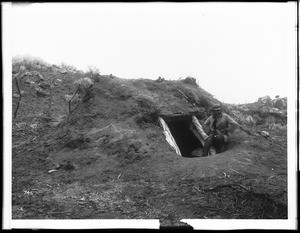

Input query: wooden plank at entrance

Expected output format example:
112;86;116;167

191;115;209;144
191;115;216;156
158;117;182;156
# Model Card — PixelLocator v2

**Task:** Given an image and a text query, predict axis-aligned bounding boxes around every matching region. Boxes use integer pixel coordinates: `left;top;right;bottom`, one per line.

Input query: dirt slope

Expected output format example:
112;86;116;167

12;61;287;226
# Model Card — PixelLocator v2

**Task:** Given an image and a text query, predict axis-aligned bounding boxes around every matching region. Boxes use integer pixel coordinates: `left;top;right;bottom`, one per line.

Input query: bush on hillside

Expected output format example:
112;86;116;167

68;77;95;113
86;66;101;83
181;76;198;87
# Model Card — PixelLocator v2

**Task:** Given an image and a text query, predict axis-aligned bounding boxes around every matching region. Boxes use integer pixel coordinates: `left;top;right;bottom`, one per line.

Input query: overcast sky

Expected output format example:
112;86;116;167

10;2;296;104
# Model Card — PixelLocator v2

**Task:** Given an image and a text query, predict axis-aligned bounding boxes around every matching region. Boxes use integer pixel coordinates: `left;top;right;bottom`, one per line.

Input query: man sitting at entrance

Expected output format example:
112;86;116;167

202;104;239;157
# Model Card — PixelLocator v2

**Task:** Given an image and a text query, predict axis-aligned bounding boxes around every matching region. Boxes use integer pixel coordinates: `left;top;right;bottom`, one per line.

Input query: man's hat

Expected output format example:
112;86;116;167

211;104;222;111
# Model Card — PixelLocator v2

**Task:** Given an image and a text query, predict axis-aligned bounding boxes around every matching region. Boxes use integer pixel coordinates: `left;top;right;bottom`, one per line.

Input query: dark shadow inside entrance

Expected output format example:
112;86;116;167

166;118;203;157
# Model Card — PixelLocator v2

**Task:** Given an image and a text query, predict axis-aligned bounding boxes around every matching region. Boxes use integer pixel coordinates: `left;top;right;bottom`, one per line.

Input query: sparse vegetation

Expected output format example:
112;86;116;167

13;55;51;71
181;76;198;87
60;62;78;73
86;65;101;83
11;57;287;223
68;77;95;114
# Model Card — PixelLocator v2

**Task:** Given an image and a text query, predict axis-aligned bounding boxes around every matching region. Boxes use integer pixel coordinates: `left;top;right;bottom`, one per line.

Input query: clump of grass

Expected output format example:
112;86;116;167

13;55;51;71
181;76;198;87
85;65;101;83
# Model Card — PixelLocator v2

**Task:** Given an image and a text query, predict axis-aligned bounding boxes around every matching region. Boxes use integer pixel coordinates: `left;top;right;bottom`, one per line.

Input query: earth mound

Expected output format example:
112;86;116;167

12;57;287;225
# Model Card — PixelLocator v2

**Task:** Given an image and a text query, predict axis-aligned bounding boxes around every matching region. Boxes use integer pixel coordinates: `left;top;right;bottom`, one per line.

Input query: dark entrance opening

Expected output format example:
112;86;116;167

164;115;203;157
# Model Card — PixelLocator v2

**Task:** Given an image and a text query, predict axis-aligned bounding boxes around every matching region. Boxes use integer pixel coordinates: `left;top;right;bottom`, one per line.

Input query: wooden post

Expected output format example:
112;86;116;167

191;115;216;156
191;116;208;143
68;87;79;114
158;117;181;156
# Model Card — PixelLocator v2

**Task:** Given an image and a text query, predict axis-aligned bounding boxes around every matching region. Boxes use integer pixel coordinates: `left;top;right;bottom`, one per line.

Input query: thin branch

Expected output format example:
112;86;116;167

68;87;79;114
13;75;22;120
